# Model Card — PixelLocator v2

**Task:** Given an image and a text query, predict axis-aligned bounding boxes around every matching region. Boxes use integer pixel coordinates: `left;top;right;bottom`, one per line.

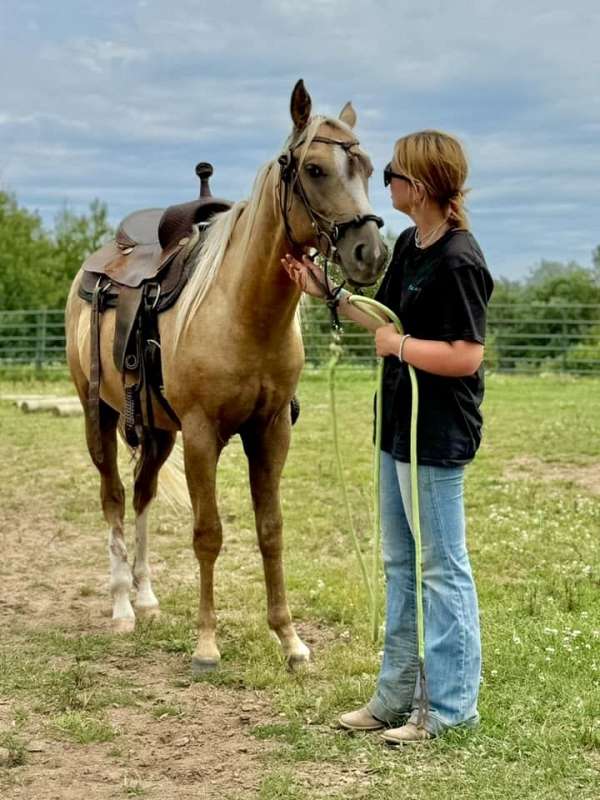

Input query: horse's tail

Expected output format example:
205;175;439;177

118;425;191;511
156;437;191;511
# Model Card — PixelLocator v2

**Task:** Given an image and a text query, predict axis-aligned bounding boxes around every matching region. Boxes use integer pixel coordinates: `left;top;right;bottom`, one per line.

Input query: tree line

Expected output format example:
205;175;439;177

1;191;599;371
0;191;112;311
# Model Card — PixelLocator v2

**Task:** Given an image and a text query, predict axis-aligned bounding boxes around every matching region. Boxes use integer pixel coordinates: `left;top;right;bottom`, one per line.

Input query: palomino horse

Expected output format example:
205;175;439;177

65;80;387;673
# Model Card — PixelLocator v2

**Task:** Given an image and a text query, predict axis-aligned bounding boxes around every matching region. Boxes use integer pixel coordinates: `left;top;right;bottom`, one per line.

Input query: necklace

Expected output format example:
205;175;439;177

414;219;448;249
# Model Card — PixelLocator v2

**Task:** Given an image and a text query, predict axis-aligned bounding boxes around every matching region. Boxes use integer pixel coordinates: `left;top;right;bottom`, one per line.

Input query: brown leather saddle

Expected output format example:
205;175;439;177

81;162;231;290
79;163;232;460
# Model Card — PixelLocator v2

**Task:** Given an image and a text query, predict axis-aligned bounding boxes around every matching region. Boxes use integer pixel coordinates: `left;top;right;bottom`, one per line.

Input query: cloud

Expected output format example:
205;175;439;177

1;0;599;279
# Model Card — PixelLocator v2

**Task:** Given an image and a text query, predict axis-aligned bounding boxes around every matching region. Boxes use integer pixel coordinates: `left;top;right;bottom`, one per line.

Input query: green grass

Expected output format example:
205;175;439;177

0;733;27;767
150;702;183;719
53;711;118;744
0;371;599;798
257;773;307;800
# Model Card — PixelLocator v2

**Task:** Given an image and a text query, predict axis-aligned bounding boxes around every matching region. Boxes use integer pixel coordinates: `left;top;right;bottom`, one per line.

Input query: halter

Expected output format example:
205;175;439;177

278;135;383;253
278;134;384;329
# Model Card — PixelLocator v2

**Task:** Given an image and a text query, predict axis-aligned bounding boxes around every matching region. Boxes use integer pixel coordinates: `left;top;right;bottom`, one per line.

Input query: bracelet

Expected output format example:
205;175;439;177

398;333;412;363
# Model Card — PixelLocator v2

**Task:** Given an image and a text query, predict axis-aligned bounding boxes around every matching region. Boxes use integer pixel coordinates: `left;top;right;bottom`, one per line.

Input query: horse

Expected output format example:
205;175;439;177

65;80;387;673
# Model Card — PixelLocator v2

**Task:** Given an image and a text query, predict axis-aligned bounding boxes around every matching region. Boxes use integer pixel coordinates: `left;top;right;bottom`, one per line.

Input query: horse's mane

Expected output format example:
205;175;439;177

172;115;351;347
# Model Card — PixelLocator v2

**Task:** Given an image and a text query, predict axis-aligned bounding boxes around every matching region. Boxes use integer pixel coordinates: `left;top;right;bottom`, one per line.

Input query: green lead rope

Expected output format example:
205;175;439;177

327;295;428;729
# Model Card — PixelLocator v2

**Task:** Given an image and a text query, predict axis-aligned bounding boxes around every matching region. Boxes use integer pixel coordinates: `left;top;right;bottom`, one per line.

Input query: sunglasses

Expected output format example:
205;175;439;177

383;162;412;188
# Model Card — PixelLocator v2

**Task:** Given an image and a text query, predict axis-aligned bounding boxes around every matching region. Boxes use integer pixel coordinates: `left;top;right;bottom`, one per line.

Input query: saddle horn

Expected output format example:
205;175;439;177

196;162;214;198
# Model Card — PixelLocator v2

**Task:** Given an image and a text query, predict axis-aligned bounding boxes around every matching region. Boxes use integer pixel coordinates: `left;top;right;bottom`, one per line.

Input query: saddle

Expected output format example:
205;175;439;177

81;162;231;290
79;163;232;461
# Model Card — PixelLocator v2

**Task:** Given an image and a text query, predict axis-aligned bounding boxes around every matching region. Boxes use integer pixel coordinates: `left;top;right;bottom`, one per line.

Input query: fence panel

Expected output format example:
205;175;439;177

1;303;600;374
0;309;67;370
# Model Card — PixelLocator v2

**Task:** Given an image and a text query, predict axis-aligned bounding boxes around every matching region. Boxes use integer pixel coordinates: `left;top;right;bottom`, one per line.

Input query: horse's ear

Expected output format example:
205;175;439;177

290;79;312;131
339;101;357;129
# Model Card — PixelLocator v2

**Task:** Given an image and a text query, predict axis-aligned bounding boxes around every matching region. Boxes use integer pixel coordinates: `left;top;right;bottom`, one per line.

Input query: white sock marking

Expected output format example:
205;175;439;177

133;508;159;609
108;527;135;621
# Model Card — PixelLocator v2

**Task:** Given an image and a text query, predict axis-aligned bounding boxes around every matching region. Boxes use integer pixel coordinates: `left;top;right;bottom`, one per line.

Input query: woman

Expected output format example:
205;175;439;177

282;130;494;744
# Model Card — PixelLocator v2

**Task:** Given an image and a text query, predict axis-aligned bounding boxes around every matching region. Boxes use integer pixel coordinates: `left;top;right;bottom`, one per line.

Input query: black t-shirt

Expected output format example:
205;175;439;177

375;226;494;466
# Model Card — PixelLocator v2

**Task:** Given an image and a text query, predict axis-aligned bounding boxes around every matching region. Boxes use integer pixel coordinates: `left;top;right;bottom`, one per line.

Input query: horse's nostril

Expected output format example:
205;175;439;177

354;243;365;263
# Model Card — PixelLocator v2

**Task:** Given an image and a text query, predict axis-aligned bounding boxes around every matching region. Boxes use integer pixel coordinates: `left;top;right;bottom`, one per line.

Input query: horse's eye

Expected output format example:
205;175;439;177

305;164;324;178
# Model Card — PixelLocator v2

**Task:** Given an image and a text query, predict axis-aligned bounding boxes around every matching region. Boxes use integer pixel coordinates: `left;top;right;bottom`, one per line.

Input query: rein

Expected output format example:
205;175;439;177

328;295;429;731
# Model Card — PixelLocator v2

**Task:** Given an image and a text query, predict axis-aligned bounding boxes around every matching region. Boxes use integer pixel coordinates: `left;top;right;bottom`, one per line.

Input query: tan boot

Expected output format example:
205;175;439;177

338;706;385;731
380;722;433;744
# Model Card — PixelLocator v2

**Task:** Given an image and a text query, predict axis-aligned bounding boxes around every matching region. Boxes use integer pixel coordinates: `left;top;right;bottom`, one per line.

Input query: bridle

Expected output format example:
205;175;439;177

278;134;384;328
278;135;383;257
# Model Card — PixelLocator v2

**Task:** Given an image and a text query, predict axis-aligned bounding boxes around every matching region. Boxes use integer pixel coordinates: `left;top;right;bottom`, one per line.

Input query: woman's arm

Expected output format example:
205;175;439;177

336;290;386;332
281;253;484;374
281;254;386;333
375;323;484;378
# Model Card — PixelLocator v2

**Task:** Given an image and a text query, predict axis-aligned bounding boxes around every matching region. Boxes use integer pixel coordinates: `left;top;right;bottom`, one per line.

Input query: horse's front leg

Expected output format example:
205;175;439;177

182;414;223;674
242;413;310;669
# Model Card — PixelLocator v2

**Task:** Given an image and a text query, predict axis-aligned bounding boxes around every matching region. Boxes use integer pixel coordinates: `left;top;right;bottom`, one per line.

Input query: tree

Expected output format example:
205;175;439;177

0;192;57;310
524;259;600;305
51;200;113;308
490;258;600;370
0;191;112;311
592;245;600;284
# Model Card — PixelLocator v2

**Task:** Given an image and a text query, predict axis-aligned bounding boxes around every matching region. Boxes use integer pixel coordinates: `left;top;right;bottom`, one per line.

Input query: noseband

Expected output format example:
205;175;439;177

277;135;384;258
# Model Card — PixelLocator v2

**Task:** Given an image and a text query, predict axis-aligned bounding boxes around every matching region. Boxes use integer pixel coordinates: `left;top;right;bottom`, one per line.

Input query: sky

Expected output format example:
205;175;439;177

1;0;599;280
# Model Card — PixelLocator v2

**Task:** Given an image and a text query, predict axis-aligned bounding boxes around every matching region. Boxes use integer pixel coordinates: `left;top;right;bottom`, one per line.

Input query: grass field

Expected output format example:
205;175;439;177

0;370;599;799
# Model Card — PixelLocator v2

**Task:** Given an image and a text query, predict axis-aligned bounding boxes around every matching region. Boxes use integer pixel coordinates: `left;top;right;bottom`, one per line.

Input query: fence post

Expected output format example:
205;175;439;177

35;309;47;373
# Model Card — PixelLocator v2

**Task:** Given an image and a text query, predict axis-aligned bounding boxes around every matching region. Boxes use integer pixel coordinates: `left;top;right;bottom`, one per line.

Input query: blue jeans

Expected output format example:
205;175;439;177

367;451;481;736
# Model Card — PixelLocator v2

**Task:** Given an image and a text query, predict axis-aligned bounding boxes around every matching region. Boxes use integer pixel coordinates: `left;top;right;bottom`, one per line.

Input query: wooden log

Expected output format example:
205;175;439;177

52;404;84;417
20;398;80;413
1;394;58;406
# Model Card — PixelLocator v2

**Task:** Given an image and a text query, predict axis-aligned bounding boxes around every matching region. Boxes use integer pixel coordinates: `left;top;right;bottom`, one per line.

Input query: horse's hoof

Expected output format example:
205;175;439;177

136;605;161;620
191;656;220;676
112;617;135;634
286;652;311;672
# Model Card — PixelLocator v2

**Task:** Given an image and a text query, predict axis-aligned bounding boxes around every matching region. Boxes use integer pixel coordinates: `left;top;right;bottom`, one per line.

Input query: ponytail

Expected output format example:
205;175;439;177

446;189;469;230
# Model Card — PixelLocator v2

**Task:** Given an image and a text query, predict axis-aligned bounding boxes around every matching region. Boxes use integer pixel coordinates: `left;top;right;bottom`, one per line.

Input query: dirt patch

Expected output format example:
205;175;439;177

0;460;278;799
293;753;373;797
503;456;600;495
1;562;279;800
0;404;358;800
1;687;276;800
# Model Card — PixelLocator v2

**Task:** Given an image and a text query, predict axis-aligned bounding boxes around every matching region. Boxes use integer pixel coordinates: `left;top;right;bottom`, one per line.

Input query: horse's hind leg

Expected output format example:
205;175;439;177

132;429;176;618
83;399;135;633
242;415;310;669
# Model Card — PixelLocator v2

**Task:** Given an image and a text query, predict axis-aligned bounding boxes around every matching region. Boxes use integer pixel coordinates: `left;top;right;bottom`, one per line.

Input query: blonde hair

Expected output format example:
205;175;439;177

392;130;469;229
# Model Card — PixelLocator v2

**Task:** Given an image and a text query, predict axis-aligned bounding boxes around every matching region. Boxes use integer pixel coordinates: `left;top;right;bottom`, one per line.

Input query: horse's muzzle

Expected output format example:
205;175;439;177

335;219;388;287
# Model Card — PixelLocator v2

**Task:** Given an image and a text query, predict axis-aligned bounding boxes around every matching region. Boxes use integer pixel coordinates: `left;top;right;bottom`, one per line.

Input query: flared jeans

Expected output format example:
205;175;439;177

367;450;482;735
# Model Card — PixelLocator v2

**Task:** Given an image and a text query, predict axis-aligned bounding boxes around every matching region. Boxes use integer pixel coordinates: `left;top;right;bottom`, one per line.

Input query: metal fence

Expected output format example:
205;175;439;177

1;303;600;374
0;309;67;369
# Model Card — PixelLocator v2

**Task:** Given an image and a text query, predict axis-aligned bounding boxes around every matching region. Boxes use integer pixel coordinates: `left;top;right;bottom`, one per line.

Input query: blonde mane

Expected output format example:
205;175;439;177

172;115;351;347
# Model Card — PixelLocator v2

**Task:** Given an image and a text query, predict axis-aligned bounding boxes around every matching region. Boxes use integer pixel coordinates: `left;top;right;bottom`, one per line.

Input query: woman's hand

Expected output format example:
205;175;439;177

375;323;402;358
281;253;328;299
